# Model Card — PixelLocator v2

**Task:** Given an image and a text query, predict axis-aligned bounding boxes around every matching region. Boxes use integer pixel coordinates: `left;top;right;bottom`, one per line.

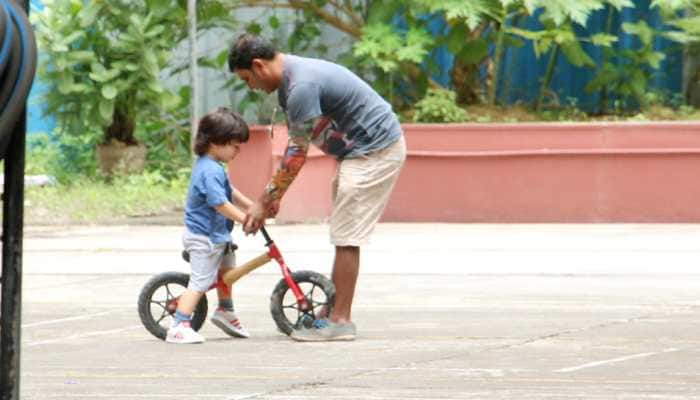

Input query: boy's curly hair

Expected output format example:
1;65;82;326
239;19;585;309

194;107;249;156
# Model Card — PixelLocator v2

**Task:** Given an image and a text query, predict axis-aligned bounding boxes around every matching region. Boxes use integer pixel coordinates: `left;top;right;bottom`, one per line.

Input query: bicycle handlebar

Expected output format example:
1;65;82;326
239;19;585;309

260;225;273;246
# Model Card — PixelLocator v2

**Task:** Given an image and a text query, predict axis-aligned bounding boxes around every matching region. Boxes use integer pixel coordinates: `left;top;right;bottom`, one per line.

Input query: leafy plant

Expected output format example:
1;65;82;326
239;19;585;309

506;0;622;110
33;0;190;146
582;0;700;113
353;23;434;106
217;0;700;119
24;171;189;225
413;88;468;123
136;87;193;181
26;129;101;183
585;18;697;112
25;133;63;176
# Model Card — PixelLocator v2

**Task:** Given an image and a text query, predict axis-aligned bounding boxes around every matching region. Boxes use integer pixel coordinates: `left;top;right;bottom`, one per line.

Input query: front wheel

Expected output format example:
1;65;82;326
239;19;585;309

270;270;335;336
137;271;208;340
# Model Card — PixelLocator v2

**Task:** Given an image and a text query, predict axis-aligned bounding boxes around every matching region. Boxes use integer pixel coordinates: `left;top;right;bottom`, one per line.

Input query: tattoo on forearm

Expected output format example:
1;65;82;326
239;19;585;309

264;119;316;202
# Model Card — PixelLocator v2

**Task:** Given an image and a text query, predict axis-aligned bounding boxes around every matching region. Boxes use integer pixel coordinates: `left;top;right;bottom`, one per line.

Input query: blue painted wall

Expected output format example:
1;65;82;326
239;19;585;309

27;0;54;135
496;1;682;110
430;0;684;110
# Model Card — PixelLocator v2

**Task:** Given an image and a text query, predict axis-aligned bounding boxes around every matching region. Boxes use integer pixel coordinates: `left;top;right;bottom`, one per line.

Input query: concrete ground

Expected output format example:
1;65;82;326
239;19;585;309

15;223;700;399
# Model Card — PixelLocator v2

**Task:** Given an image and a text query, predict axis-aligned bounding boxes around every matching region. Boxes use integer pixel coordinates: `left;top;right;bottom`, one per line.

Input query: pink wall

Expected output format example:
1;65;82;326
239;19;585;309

226;125;274;201
226;125;334;222
229;122;700;223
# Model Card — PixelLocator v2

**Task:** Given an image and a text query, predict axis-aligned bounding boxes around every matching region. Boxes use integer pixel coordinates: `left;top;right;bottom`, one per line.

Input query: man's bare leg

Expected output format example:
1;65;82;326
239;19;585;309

329;245;359;324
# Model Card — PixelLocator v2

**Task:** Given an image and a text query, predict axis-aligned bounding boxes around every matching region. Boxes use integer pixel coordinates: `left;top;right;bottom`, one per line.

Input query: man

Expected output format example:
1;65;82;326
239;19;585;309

228;34;406;341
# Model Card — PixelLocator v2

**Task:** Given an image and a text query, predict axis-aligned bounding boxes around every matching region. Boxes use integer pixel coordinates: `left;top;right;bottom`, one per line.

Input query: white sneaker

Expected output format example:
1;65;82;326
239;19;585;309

166;321;205;344
210;309;250;338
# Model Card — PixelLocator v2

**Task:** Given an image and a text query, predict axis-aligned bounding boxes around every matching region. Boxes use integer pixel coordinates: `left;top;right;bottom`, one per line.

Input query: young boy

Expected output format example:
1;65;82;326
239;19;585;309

167;107;253;344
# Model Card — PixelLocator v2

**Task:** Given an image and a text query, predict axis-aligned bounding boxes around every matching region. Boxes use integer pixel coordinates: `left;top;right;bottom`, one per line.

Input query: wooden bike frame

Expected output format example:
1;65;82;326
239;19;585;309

219;226;310;311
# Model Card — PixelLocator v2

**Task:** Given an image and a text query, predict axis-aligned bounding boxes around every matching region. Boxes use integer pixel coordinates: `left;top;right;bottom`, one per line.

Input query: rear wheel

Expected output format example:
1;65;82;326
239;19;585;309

270;270;335;336
137;272;208;340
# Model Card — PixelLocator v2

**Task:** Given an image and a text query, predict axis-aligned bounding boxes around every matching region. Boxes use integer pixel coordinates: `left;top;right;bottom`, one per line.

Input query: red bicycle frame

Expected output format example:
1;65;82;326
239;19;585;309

218;226;310;311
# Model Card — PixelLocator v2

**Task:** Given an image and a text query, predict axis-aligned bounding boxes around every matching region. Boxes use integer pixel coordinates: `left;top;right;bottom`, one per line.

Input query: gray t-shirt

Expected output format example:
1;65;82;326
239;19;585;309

277;55;402;159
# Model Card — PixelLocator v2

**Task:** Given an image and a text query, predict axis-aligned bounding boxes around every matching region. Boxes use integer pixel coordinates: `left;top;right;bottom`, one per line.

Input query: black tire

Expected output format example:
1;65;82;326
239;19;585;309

137;271;208;340
270;270;335;336
0;1;38;158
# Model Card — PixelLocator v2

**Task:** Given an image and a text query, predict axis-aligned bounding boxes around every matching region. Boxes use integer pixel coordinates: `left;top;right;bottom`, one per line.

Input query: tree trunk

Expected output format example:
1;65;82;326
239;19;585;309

100;108;143;175
105;109;136;145
685;43;700;108
451;59;480;104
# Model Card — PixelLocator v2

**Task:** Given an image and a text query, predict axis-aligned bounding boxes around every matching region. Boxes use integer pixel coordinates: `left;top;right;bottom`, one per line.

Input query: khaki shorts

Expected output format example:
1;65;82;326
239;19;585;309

330;135;406;246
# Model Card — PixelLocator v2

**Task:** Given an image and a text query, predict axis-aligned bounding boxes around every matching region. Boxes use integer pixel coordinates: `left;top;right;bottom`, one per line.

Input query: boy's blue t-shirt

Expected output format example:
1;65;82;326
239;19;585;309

184;155;234;244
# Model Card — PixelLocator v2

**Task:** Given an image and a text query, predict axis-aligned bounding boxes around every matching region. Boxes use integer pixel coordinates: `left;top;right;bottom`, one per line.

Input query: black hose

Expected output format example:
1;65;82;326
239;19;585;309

0;0;37;159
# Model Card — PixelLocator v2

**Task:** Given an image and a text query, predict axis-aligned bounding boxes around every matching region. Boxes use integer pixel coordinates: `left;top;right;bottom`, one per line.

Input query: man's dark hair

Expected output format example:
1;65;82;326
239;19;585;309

194;107;249;156
228;33;277;72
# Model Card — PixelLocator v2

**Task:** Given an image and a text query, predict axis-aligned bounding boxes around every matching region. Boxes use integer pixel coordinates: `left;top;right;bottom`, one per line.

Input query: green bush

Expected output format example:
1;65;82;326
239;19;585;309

413;88;468;123
26;131;100;183
32;0;189;146
24;171;189;225
25;128;191;225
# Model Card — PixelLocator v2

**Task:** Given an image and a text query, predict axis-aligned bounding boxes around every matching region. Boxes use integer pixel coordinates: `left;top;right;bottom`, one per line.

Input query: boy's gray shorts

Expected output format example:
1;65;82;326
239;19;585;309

182;229;235;292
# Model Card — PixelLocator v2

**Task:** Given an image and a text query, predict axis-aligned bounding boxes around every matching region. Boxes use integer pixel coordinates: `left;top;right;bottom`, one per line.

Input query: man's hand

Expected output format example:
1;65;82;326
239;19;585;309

243;201;266;234
267;199;281;218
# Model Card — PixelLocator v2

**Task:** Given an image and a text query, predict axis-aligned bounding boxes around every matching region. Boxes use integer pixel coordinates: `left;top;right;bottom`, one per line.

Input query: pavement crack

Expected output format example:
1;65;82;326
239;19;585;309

380;314;658;374
230;378;331;400
505;314;654;348
231;314;658;399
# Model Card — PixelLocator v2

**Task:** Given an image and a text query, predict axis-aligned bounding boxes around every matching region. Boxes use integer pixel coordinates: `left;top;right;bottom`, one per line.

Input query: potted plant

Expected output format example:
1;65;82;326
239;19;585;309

34;0;187;175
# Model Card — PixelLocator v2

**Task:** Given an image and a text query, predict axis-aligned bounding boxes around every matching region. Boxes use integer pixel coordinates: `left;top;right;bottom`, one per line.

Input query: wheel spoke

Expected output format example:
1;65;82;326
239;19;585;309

164;283;180;301
149;299;172;325
310;295;328;309
297;284;329;316
305;285;316;299
155;311;169;324
283;297;300;309
164;285;172;299
150;300;167;312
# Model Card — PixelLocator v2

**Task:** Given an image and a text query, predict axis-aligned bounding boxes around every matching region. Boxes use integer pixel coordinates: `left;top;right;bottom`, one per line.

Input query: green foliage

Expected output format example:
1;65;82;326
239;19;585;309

27;104;193;185
509;0;612;109
27;87;192;185
419;1;536;105
25;133;62;176
27;131;100;183
230;0;700;118
353;23;434;105
510;21;598;66
413;88;469;123
32;0;191;145
585;17;699;112
414;0;496;30
136;87;193;181
24;171;189;225
529;0;609;26
354;24;433;73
